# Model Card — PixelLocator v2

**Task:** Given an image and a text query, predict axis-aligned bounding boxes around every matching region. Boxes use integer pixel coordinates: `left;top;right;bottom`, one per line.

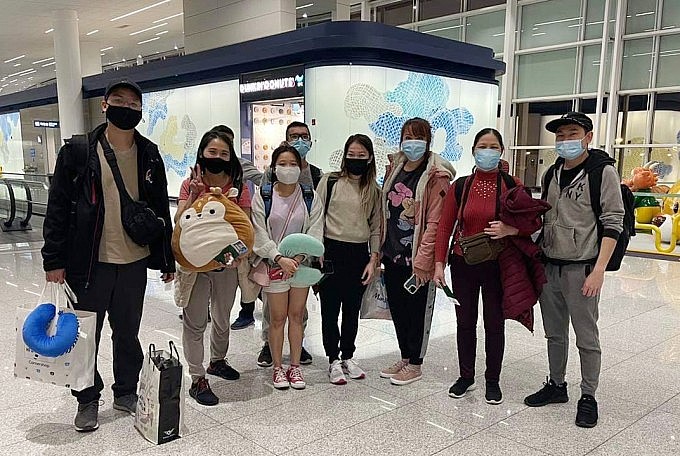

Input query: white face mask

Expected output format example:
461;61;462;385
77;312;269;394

275;165;301;184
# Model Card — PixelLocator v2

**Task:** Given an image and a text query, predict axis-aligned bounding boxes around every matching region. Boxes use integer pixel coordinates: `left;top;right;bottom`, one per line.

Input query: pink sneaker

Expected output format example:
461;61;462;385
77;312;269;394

380;359;409;378
273;367;289;390
390;364;422;386
287;365;306;390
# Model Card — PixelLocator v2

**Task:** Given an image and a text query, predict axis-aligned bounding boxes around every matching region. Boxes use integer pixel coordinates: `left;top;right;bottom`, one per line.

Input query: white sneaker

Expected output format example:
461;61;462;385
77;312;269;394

329;360;347;385
273;366;289;390
342;359;366;380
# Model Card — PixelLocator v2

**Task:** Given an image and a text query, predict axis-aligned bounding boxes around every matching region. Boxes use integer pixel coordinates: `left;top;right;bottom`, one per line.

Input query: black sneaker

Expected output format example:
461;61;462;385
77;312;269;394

448;377;476;398
207;359;240;380
189;377;219;406
485;381;503;405
257;343;273;367
524;377;569;407
231;315;255;330
113;393;137;414
575;394;598;428
74;400;99;432
300;347;313;365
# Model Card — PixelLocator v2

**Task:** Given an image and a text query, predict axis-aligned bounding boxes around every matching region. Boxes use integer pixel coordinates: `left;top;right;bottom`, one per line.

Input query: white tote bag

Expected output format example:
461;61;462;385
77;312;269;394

135;341;185;445
14;282;97;391
360;274;391;320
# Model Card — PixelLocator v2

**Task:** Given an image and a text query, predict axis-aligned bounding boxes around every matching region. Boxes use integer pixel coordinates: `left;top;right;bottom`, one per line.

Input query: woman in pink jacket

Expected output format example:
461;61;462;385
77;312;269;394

379;117;455;386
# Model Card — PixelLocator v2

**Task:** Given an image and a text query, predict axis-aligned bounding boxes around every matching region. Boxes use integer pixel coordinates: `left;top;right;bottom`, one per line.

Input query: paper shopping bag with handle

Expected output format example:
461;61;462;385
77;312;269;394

14;282;96;391
135;341;185;445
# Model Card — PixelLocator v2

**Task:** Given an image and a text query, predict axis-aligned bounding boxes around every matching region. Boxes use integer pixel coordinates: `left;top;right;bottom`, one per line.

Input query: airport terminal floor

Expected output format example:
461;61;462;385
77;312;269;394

1;225;679;455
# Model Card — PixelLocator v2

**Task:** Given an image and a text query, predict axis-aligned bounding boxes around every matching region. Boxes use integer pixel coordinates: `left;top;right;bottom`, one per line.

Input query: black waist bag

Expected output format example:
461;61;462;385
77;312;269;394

100;135;164;246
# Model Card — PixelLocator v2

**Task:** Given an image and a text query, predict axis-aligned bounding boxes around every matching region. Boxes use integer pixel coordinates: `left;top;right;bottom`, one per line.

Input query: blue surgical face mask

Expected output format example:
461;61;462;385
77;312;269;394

291;138;312;158
474;148;501;171
555;139;585;160
401;140;427;162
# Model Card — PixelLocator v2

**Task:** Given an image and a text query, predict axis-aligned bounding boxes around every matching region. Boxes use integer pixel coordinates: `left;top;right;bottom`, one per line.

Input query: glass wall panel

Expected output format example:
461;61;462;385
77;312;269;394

661;1;680;31
519;0;582;49
465;10;505;53
467;0;506;11
517;49;577;98
419;0;462;21
375;1;414;26
419;18;463;41
621;38;654;90
625;0;657;34
585;0;606;39
657;34;680;88
581;44;611;93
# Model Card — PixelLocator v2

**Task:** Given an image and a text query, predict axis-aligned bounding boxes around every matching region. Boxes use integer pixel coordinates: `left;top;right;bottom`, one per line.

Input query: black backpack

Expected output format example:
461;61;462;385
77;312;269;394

542;163;635;271
260;183;314;222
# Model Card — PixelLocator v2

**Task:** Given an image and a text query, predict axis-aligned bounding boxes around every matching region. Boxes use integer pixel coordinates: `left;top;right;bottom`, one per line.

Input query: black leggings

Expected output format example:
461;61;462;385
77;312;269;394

383;260;433;365
318;238;369;363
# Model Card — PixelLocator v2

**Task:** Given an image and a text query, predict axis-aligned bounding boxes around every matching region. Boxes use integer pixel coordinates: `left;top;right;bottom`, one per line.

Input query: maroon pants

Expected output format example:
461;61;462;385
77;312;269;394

450;254;505;383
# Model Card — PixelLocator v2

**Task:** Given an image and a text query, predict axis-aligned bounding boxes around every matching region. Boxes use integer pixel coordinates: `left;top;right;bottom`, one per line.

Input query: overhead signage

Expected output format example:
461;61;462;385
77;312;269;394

240;66;305;102
34;120;59;128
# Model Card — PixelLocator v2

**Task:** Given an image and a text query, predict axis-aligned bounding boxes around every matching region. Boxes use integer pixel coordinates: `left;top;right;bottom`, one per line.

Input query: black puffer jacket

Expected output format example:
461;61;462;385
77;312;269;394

42;123;175;287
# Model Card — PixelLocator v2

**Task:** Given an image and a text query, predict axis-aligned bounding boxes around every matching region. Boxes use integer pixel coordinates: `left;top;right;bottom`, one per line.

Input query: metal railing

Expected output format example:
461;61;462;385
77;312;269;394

0;172;50;232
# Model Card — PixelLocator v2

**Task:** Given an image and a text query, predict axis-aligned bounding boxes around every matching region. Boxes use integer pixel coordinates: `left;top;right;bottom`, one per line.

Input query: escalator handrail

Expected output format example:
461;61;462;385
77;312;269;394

21;182;32;227
0;179;16;228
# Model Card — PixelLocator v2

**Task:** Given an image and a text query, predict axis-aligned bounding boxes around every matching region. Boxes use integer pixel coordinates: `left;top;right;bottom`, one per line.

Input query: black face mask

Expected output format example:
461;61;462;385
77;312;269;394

345;158;370;176
106;105;142;130
199;156;230;175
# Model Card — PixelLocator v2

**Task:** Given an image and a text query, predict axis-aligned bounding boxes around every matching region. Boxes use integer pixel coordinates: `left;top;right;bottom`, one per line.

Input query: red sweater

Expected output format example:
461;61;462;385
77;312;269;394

435;170;521;263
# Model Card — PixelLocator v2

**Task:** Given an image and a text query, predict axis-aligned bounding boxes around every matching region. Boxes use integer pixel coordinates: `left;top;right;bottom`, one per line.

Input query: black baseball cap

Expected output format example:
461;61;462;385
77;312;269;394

105;79;143;103
546;111;593;133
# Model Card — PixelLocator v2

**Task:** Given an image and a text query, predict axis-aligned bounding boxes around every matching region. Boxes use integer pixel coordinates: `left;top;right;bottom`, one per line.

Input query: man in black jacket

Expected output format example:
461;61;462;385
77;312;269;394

42;79;175;432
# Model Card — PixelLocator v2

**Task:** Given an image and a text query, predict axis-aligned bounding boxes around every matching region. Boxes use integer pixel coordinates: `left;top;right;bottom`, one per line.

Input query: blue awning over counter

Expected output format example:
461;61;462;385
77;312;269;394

0;21;505;113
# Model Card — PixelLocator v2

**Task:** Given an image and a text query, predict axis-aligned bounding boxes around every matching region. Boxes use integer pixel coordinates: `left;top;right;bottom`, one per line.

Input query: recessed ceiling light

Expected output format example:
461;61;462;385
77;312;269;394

296;3;313;9
153;12;183;23
174;44;178;50
86;29;100;36
44;28;54;34
110;0;171;22
137;36;161;45
129;22;167;36
100;46;114;52
32;57;54;64
156;30;169;35
8;68;34;77
303;13;308;18
13;63;21;67
100;53;106;56
42;61;56;67
9;79;17;83
4;55;25;63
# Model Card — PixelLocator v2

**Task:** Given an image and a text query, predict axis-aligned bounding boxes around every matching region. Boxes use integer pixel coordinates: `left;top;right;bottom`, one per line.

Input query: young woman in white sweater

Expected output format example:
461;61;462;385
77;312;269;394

251;145;324;390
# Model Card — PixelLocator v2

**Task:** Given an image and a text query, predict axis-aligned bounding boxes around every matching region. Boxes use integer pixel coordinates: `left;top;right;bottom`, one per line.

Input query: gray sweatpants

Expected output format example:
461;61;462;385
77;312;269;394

182;268;239;382
540;263;601;396
261;296;309;342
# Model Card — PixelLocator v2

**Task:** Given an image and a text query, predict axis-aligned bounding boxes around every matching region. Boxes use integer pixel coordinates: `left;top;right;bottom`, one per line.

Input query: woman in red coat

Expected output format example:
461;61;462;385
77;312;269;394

433;128;526;406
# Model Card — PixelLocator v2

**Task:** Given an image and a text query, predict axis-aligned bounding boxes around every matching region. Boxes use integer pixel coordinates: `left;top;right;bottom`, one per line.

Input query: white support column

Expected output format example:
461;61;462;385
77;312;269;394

605;0;627;157
52;10;85;141
332;0;351;21
360;0;370;21
593;0;611;148
499;0;518;167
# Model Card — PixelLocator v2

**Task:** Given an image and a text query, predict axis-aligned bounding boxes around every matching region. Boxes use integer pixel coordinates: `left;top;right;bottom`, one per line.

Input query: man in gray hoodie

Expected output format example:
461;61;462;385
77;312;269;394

524;112;624;429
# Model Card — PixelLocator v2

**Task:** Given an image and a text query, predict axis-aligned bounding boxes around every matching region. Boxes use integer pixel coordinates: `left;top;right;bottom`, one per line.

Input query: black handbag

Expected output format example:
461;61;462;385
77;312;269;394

99;135;164;247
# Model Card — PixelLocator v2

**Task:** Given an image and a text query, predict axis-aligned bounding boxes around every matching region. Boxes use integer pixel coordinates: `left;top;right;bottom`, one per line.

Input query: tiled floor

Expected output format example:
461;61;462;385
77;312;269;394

1;238;679;455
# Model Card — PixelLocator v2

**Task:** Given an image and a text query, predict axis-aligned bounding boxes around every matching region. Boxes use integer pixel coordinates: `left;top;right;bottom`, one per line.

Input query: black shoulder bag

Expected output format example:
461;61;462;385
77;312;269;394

99;135;164;247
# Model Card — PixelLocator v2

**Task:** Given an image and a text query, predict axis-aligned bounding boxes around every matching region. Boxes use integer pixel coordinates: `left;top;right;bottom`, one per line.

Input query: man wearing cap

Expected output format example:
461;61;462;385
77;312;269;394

42;79;175;432
524;112;624;428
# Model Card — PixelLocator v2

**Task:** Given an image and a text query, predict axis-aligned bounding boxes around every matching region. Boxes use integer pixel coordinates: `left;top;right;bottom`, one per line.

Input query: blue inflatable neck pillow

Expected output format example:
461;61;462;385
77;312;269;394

22;303;79;358
278;233;325;287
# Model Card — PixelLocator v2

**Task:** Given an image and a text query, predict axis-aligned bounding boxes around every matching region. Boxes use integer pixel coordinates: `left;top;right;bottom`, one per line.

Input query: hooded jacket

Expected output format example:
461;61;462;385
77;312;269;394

381;152;455;274
42;123;175;287
540;148;624;264
497;186;551;332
